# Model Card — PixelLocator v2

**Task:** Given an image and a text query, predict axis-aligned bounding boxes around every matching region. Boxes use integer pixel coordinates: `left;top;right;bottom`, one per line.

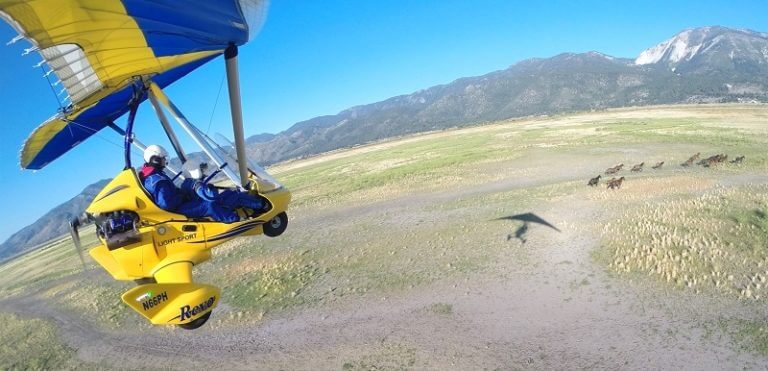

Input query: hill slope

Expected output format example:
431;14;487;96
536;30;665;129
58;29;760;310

247;26;768;164
0;179;109;260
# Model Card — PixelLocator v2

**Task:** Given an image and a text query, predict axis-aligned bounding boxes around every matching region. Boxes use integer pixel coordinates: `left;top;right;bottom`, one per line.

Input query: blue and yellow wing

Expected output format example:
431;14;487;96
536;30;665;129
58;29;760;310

0;0;268;169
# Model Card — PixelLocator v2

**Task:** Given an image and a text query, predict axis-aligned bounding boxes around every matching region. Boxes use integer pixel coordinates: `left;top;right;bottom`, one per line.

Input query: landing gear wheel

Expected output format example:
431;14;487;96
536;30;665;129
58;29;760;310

263;212;288;237
134;277;157;286
178;310;212;330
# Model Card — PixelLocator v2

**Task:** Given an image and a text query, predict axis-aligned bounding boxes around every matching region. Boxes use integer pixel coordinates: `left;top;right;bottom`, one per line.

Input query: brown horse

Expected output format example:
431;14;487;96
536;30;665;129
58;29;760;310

605;164;624;175
607;176;625;189
588;175;601;186
700;154;727;167
681;152;700;167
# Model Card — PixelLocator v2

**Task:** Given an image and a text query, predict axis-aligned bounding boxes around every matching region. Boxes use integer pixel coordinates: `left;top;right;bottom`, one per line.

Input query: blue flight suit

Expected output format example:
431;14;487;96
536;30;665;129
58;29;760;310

142;167;240;223
179;178;268;212
141;165;269;223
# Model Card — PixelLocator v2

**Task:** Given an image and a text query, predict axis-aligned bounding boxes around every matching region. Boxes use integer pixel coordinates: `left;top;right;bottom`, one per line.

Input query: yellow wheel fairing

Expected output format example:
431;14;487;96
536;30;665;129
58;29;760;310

122;283;220;325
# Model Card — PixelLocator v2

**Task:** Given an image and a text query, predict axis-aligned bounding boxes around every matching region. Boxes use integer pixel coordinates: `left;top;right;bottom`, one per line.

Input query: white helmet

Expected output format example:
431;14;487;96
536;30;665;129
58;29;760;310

144;144;169;166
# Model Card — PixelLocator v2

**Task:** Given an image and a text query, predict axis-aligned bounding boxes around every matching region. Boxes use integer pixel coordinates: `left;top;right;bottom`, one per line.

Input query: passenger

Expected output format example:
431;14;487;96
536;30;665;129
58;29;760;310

139;145;269;223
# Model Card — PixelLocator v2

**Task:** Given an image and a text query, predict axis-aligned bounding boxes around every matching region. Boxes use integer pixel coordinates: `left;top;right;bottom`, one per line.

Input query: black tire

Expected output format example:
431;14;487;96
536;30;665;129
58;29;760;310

134;277;157;286
263;212;288;237
178;310;212;330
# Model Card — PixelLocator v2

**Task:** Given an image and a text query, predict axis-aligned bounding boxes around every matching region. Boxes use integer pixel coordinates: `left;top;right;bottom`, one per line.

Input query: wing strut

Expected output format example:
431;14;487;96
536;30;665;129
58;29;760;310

108;122;181;176
148;81;244;190
224;45;251;189
148;93;187;163
109;122;147;152
123;94;141;170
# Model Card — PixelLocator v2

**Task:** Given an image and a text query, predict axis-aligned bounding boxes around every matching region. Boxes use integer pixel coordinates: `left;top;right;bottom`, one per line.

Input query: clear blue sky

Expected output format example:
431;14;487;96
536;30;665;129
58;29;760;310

0;0;766;242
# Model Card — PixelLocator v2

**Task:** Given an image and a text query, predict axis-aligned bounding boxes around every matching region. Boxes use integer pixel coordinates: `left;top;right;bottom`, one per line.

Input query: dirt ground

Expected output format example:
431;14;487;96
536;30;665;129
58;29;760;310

3;175;767;370
2;105;768;370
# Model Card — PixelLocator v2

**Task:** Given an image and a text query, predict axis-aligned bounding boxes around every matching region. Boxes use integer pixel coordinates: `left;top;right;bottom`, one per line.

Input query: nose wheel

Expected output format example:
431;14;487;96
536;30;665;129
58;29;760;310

178;310;212;330
263;212;288;237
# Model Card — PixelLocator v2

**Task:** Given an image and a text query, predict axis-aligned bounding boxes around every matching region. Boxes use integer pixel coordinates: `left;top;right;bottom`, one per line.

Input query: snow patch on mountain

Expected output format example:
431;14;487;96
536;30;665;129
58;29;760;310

636;29;704;65
636;27;768;67
587;51;615;60
635;41;663;65
699;35;722;54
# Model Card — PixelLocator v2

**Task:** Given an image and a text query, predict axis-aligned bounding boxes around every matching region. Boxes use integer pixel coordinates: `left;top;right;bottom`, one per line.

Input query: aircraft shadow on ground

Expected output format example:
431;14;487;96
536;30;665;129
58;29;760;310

493;212;561;244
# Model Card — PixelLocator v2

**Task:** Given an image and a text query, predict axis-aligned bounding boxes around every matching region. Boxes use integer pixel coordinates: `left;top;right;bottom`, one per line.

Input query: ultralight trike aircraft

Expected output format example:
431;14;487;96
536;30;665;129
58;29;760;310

1;0;289;329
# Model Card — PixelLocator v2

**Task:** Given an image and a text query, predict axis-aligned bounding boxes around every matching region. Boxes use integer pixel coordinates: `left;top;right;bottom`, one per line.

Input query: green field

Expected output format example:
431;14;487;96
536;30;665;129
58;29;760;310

2;104;767;368
0;313;77;370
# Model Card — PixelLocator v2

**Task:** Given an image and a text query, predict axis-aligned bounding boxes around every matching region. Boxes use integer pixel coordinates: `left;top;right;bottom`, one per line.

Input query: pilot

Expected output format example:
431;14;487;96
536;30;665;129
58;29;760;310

139;144;269;223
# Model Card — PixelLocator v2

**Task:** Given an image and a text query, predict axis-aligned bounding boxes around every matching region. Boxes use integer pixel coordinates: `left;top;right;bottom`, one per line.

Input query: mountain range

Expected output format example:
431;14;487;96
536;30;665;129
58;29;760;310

0;179;109;261
247;26;768;165
2;26;767;259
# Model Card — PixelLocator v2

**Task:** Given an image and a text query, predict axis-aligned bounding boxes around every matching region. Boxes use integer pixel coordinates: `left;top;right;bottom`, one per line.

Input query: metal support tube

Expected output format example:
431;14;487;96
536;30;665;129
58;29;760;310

124;102;139;170
224;45;251;189
109;122;180;176
148;82;243;190
109;122;146;151
148;93;187;163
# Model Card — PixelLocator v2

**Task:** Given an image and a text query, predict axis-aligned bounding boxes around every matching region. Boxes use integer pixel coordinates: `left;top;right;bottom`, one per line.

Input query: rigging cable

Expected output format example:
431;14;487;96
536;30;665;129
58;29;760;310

206;73;226;134
66;120;142;161
39;64;64;111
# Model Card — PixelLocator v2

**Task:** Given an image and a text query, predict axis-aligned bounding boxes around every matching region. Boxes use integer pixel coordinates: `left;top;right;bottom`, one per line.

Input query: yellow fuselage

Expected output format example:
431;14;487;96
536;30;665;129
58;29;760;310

86;169;290;326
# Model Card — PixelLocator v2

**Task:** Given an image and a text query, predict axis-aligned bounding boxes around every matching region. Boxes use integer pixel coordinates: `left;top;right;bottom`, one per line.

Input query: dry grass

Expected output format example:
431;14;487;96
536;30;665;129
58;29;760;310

0;228;99;298
0;313;77;369
1;104;767;361
598;184;768;300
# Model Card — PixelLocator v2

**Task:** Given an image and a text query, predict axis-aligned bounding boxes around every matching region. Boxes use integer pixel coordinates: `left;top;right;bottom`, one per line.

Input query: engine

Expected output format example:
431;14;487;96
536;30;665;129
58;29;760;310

95;211;141;250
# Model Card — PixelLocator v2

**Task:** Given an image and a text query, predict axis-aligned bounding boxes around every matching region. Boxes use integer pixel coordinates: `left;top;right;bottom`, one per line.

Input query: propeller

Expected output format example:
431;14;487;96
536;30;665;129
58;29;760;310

68;214;89;271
